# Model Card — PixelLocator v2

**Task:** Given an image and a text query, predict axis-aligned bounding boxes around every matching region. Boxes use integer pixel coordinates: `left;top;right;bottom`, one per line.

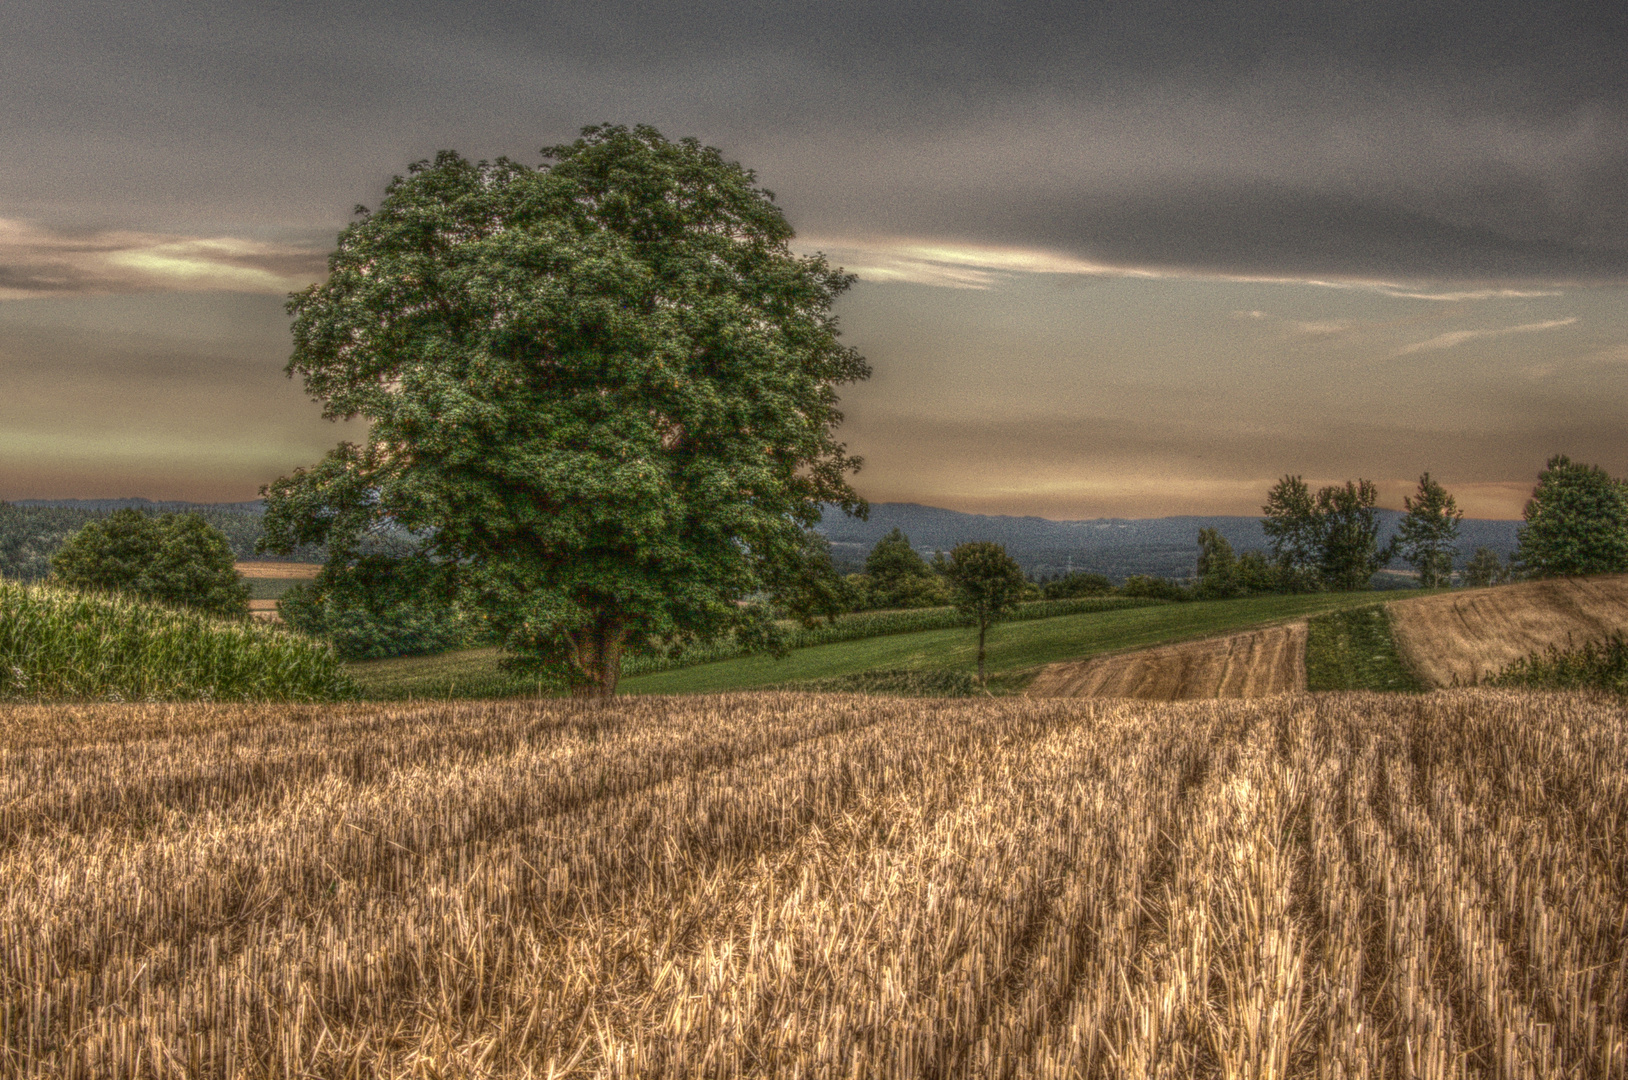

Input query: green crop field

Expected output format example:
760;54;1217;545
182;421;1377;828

347;590;1411;699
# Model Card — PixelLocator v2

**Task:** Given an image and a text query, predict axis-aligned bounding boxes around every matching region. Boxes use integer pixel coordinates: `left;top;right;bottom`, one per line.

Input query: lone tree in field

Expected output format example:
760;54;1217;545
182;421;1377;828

1461;545;1512;588
51;509;249;618
1515;454;1628;577
942;541;1026;686
260;125;869;696
1396;472;1462;589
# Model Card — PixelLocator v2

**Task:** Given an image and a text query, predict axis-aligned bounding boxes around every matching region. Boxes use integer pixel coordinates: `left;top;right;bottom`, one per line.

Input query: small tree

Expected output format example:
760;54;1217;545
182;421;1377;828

51;509;249;617
770;530;856;626
1396;472;1463;589
1316;480;1393;590
1515;455;1628;577
1194;527;1242;599
863;528;948;609
943;541;1026;686
1460;546;1512;588
1261;475;1322;590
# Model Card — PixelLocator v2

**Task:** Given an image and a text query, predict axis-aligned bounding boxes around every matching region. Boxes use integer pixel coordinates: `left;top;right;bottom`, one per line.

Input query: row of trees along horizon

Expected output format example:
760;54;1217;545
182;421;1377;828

5;127;1627;696
10;453;1624;686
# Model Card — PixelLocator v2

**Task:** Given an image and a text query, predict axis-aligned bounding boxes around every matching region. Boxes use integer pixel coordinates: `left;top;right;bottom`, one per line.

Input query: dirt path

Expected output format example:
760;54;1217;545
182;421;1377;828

1027;621;1307;699
1387;574;1628;687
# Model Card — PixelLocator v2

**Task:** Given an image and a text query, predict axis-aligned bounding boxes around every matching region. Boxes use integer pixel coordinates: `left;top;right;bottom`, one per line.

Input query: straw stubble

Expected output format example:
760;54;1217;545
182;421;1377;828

2;689;1625;1077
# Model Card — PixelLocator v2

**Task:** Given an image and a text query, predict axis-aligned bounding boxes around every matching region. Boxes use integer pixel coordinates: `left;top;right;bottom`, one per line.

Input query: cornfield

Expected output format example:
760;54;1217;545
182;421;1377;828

0;580;357;703
2;689;1625;1077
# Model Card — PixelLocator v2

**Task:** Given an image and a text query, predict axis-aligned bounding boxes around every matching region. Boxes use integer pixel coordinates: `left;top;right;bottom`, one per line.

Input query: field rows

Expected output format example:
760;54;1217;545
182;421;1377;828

2;690;1626;1077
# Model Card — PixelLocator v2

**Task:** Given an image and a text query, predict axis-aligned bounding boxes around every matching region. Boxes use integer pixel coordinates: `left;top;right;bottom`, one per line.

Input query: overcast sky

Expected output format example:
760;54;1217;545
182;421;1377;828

3;0;1625;518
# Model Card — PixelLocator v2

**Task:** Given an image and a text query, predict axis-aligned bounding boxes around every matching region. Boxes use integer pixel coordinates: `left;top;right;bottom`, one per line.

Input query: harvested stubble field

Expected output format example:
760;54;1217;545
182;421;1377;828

3;690;1626;1078
1026;621;1307;699
1388;576;1628;688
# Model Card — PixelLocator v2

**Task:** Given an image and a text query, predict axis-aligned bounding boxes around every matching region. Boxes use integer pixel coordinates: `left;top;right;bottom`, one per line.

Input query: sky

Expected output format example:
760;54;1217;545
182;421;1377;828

2;1;1625;519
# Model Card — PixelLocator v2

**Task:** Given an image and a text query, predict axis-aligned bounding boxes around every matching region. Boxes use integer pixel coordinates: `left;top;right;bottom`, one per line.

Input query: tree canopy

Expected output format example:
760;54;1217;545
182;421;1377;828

1261;475;1392;591
1515;455;1628;577
259;125;870;695
862;528;947;609
1396;472;1462;589
51;509;249;618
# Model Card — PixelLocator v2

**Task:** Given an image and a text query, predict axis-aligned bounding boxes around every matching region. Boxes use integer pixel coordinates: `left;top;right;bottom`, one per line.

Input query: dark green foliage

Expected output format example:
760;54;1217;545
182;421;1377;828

1316;480;1393;591
1515;455;1628;577
1460;546;1513;588
943;541;1027;684
0;581;356;702
278;580;480;661
1305;605;1421;691
1042;571;1113;599
1261;475;1323;588
1120;574;1191;601
50;510;249;618
771;531;859;626
1261;475;1393;592
262;125;869;697
0;501;279;582
1193;528;1243;599
1488;633;1628;693
862;528;948;609
1396;473;1462;588
1236;550;1282;593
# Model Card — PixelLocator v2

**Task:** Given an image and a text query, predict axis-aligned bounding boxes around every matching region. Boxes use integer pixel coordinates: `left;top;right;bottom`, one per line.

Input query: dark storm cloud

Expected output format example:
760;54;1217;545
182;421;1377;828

3;0;1625;280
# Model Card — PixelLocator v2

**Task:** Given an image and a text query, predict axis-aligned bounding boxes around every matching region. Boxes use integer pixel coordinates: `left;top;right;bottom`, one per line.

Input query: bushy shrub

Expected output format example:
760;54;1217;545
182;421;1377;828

1488;633;1628;693
1042;571;1113;599
50;509;249;617
0;580;356;702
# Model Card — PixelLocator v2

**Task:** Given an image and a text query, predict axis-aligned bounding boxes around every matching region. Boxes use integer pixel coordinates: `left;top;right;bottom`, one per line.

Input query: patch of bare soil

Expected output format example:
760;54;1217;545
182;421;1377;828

1027;622;1307;699
248;599;282;621
235;561;322;579
1387;574;1628;687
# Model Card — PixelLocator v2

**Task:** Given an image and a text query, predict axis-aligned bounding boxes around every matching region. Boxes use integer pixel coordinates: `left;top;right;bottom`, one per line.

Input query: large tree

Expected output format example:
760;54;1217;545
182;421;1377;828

942;541;1026;686
1396;472;1462;589
1515;454;1628;577
260;125;869;696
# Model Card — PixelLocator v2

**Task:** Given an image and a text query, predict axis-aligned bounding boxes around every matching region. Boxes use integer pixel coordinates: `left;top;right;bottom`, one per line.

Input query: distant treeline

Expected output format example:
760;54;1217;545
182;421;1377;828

0;501;311;582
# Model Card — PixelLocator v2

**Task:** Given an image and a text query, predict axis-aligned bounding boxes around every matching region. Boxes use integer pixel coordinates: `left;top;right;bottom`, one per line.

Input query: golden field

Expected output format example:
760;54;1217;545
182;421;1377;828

4;690;1626;1077
1388;576;1628;688
1027;622;1308;700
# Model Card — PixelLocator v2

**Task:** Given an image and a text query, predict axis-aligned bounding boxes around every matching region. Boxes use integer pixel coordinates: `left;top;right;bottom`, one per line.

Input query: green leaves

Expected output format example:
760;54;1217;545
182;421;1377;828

50;509;249;618
1515;454;1628;577
263;125;869;693
1396;472;1462;589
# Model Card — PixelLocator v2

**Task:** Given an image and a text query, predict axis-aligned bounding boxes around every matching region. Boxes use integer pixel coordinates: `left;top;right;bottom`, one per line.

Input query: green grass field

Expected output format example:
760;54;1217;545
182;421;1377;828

346;590;1412;699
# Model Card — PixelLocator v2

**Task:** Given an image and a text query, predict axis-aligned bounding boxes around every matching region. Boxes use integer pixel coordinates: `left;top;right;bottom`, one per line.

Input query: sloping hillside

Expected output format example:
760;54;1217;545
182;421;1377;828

1387;575;1628;687
1026;622;1306;699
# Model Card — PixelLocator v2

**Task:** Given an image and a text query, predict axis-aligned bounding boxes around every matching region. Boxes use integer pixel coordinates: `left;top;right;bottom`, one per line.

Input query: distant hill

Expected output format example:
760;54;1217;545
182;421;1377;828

12;498;267;514
817;502;1523;583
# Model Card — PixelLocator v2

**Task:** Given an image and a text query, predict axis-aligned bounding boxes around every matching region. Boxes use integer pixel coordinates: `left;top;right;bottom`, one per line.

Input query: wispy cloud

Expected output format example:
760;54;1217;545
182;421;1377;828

1377;287;1562;302
797;235;1163;289
0;219;327;298
1397;317;1578;355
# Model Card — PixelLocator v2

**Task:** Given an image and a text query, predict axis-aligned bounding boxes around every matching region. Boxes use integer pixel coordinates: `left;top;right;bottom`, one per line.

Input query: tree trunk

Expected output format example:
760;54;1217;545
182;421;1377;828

977;619;987;686
568;614;628;699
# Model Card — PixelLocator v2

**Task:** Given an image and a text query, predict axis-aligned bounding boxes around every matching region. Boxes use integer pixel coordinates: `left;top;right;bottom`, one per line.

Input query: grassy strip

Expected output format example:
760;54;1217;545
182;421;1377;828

348;590;1398;699
619;595;1161;677
0;580;358;702
777;668;983;697
1305;604;1422;692
1487;633;1628;693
